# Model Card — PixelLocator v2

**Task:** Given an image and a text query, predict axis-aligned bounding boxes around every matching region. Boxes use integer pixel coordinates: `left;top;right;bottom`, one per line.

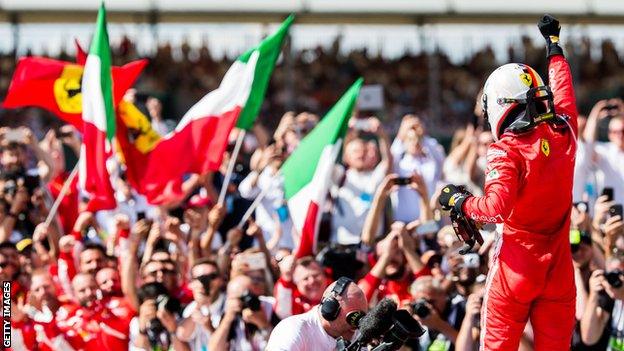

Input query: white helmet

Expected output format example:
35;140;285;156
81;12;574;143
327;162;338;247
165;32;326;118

481;63;551;140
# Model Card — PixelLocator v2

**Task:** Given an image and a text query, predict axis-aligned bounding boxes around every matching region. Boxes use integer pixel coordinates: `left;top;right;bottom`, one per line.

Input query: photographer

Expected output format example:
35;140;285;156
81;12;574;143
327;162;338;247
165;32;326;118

177;258;226;350
409;276;464;350
579;261;624;349
208;275;276;350
583;98;624;203
267;278;367;351
0;127;55;241
129;282;189;351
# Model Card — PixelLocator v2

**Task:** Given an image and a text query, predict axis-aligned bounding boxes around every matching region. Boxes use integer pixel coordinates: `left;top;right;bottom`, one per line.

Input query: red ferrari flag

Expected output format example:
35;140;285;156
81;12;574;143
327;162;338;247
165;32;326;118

3;56;147;129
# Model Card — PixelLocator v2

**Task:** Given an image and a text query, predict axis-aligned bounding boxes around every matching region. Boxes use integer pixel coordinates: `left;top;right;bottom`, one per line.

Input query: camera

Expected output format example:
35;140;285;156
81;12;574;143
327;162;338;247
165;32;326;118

144;295;181;348
410;299;431;319
605;270;624;288
240;290;261;312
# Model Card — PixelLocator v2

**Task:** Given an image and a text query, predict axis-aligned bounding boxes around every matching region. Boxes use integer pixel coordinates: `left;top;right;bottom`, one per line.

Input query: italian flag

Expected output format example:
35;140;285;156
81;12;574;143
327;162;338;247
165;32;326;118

236;14;294;130
116;16;293;205
80;3;116;211
282;79;363;258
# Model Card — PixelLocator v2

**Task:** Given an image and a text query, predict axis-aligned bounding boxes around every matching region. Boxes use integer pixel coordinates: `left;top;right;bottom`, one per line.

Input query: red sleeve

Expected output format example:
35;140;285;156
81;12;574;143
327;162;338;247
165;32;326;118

548;54;578;132
358;272;382;303
462;143;523;223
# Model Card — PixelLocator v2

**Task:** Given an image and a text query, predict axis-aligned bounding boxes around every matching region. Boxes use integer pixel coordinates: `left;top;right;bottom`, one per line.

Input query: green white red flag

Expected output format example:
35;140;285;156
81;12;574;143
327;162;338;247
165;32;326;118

282;79;363;258
79;3;116;211
116;16;292;205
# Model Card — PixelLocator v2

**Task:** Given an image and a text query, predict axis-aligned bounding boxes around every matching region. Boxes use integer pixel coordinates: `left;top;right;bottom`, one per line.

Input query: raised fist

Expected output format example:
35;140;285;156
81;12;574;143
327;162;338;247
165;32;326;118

538;14;561;42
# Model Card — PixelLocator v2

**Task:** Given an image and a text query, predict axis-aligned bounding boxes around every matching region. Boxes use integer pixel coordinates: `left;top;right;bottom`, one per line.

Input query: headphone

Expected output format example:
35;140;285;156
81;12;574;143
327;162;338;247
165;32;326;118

320;277;365;327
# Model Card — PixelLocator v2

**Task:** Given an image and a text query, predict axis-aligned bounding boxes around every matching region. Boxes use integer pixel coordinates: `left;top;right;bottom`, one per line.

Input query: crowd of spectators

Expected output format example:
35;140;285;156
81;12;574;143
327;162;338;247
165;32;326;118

1;34;624;134
1;32;624;351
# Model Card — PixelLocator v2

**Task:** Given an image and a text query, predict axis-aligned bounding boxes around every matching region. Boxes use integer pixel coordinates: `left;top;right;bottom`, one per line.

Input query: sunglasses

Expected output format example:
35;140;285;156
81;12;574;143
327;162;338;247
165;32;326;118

144;268;176;277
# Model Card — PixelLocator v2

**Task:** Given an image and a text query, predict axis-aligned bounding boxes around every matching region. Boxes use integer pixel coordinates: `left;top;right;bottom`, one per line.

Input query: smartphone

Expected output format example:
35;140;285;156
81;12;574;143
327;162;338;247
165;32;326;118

463;253;480;269
610;204;624;219
4;129;24;142
244;252;267;270
352;118;370;131
416;221;440;236
394;177;411;186
602;187;614;202
137;211;146;221
574;202;589;213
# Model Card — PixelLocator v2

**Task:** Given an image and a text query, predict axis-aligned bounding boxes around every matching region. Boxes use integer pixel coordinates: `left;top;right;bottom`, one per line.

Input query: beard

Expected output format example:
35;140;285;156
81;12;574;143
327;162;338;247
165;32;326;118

385;265;406;281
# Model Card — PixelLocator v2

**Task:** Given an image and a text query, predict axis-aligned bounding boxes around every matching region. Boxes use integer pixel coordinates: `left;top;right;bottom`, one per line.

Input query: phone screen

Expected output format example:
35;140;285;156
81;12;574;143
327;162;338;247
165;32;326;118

610;204;623;219
603;187;614;202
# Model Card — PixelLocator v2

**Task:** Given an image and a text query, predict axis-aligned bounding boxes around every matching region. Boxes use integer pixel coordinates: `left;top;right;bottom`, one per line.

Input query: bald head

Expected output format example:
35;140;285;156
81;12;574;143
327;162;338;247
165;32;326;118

320;279;368;340
72;273;99;307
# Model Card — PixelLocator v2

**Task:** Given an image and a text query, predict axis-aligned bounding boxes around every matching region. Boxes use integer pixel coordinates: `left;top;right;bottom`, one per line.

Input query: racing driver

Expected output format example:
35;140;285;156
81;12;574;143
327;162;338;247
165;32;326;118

438;14;578;350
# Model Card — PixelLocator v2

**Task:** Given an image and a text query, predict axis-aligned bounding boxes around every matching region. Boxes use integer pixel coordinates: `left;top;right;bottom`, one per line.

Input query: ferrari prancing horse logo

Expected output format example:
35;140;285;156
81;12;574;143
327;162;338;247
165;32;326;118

53;64;83;114
541;139;550;157
520;73;533;87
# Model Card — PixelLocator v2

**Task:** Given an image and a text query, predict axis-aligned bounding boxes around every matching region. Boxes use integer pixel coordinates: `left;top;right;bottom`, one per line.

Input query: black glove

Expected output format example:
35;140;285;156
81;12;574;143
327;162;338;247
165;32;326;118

538;14;563;58
438;184;471;214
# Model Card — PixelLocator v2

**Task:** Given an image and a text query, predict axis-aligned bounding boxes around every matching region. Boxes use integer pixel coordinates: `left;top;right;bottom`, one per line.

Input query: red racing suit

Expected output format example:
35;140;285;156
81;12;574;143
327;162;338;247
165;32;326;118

461;54;578;350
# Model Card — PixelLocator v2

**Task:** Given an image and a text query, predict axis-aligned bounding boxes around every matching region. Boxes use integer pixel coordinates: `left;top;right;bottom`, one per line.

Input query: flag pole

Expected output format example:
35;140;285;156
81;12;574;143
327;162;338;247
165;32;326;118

237;184;271;229
218;130;246;205
44;162;80;227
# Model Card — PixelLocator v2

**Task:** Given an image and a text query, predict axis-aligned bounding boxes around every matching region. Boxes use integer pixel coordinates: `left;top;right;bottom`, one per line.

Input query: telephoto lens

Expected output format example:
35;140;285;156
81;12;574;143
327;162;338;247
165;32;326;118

605;270;624;288
240;290;262;311
410;299;431;319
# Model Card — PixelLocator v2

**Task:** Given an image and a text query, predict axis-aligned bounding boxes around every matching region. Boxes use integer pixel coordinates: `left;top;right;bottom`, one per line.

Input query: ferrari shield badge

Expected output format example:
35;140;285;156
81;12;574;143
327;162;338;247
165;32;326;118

540;139;550;157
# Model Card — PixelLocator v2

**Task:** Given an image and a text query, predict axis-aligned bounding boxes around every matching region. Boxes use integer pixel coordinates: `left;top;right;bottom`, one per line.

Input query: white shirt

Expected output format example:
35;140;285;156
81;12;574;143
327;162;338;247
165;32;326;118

594;142;624;203
331;163;387;245
266;306;337;351
181;294;226;351
390;151;441;223
239;168;294;249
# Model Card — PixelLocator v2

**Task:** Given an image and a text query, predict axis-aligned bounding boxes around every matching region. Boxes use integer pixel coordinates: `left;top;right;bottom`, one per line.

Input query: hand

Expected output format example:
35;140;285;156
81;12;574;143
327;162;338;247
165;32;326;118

146;222;162;245
589;100;610;121
184;208;204;232
537;14;563;57
73;211;95;233
604;215;624;247
191;306;214;332
132;219;151;239
415;302;445;331
58;235;76;253
397;223;416;253
246;219;263;239
10;182;29;214
208;203;226;228
138;300;157;330
242;308;270;329
588;269;606;295
278;254;296;281
465;293;483;318
227;228;243;247
114;214;130;231
409;173;429;197
438;184;468;212
164;216;183;242
379;232;400;259
223;298;243;319
376;174;399;198
367;117;383;134
593;195;615;229
33;223;50;243
538;14;561;40
11;296;28;323
157;308;178;334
